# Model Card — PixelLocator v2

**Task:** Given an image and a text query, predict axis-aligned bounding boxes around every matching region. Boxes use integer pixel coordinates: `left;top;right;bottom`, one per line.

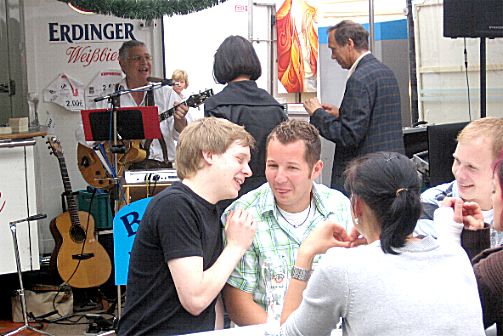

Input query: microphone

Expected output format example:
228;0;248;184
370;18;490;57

147;77;178;86
10;213;47;225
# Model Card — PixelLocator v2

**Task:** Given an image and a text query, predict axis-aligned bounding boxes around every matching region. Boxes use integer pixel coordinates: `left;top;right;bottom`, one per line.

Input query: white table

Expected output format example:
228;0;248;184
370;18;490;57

181;324;343;335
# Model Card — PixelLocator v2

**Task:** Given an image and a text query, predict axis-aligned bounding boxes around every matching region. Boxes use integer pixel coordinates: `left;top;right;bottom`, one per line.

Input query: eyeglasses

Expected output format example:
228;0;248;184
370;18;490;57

128;55;153;62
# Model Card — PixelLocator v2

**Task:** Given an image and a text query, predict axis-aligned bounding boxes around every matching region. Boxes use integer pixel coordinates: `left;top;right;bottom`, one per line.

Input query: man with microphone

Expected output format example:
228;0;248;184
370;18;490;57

101;40;190;168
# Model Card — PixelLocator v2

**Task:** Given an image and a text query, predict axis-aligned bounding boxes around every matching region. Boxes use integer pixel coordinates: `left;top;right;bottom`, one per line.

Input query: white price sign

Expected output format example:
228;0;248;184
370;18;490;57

43;73;85;112
85;70;123;109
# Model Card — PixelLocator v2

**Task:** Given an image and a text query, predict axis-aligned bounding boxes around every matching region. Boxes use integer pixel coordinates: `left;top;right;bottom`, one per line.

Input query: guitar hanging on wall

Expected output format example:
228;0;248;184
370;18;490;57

47;136;112;288
77;88;214;187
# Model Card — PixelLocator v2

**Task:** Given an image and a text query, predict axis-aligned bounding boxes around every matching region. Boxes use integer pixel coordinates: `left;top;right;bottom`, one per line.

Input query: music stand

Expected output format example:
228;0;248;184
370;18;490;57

81;106;162;141
5;214;54;336
81;106;162;203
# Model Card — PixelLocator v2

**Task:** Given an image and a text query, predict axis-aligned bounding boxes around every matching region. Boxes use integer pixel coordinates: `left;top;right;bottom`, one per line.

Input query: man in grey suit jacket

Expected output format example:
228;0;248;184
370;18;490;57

304;20;404;194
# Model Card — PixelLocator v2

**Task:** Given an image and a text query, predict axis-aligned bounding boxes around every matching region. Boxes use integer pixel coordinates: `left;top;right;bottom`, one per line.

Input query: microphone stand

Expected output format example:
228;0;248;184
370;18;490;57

5;214;54;336
93;82;167;104
93;81;167;319
93;81;168;206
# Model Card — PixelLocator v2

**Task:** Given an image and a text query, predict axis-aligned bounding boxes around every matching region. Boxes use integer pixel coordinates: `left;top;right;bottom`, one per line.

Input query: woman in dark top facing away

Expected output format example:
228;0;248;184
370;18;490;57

205;35;287;209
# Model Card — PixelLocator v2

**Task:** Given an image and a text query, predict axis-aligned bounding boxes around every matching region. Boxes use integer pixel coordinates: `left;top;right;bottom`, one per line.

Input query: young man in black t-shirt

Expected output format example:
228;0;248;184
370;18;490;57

117;117;257;335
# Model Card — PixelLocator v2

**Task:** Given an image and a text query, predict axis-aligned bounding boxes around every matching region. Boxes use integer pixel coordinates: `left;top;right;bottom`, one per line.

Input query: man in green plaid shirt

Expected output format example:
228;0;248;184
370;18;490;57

221;120;352;326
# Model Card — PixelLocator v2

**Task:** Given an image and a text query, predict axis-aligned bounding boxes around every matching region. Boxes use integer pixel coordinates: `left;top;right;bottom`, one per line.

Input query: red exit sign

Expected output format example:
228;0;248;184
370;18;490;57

235;5;248;12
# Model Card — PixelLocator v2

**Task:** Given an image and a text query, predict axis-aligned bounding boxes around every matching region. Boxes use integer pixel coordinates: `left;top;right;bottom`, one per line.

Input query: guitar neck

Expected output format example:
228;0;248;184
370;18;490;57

159;106;175;123
56;156;80;226
158;89;213;123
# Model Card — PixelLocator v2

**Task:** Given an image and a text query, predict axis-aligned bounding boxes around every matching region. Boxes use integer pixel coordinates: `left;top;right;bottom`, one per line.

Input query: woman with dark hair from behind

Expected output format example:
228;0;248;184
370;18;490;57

280;152;485;335
436;150;503;334
204;35;287;209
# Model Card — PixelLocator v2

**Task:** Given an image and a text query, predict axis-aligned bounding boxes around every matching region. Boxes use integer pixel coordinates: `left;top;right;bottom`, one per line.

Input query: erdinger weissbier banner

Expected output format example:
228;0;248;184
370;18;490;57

277;0;318;93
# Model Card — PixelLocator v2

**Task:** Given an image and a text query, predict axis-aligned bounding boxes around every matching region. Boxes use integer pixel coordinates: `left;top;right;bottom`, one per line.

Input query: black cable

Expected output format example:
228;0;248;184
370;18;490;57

59;189;95;290
51;284;72;319
463;38;472;121
151;174;160;195
53;192;83;294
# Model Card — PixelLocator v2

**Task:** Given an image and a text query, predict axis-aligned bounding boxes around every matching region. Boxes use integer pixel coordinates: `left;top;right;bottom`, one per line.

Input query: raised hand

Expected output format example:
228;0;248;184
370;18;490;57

321;103;340;118
224;208;256;252
300;221;351;258
460;201;484;230
442;197;484;230
303;97;323;116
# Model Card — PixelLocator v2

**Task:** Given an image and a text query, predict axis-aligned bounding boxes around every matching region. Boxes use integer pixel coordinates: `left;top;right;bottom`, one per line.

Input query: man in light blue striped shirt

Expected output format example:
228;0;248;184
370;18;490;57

222;119;353;326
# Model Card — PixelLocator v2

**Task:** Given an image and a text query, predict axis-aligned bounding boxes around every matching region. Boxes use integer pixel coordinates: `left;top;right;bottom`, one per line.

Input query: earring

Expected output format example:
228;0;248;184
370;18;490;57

354;217;359;226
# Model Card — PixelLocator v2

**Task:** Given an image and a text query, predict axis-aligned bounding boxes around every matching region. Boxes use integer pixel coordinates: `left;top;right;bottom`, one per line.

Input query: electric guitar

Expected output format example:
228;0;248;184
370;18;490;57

77;89;214;184
48;136;112;288
158;89;213;123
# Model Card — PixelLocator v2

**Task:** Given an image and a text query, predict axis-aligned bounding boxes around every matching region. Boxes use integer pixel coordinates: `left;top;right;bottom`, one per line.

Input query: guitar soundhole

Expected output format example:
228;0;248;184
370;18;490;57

70;226;87;243
80;156;90;168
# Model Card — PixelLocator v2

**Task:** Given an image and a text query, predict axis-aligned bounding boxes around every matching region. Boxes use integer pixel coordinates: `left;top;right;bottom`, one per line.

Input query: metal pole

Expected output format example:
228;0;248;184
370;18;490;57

369;0;375;52
480;37;486;118
248;0;254;41
6;216;54;336
10;224;29;326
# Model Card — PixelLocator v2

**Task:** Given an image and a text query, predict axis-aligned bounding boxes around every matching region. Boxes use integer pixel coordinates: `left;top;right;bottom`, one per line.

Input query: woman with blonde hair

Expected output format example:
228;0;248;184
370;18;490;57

171;69;189;99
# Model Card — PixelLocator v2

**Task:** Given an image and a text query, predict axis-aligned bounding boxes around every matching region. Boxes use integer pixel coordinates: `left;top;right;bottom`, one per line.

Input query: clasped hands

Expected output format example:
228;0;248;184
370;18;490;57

300;221;367;258
441;197;484;231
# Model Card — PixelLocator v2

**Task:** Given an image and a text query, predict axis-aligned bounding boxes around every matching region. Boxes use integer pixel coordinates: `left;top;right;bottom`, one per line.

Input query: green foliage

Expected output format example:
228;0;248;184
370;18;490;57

59;0;228;20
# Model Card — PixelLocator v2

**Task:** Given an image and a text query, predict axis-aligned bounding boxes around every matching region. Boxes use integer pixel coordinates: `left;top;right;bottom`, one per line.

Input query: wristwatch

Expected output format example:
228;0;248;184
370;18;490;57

291;265;311;282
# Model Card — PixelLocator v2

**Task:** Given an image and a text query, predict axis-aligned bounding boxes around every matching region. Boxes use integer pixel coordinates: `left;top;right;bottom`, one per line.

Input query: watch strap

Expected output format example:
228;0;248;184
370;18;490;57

291;265;311;282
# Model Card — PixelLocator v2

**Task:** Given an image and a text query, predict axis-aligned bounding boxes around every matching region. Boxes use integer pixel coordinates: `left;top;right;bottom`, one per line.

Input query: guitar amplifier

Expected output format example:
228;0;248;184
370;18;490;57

124;168;179;184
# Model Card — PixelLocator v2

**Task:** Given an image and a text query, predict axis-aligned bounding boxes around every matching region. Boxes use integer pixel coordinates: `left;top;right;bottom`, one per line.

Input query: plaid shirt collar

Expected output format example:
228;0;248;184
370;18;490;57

258;183;334;223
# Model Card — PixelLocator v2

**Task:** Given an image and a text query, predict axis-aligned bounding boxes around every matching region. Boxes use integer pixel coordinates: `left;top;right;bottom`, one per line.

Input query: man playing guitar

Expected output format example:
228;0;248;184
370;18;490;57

78;40;191;172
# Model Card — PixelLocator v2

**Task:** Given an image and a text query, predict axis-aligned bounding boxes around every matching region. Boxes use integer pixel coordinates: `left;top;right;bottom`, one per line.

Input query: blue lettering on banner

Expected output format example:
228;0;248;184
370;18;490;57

120;211;141;237
113;197;152;285
48;22;136;43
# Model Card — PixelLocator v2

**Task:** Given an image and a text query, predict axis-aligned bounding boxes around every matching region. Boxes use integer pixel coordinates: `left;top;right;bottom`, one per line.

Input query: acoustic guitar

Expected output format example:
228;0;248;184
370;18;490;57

77;89;214;185
48;136;112;288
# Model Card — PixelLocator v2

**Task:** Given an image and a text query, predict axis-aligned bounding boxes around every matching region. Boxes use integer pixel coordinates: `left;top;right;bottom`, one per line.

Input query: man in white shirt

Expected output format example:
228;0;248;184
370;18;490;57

416;117;503;247
78;40;190;170
111;40;190;167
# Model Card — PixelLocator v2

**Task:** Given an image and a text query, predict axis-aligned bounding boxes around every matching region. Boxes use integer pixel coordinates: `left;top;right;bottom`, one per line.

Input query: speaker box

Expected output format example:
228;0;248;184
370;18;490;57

444;0;503;38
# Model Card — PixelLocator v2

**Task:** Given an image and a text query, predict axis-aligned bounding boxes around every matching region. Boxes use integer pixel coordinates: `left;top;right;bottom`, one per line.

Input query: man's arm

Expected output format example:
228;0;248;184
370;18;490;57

414;182;455;238
223;284;267;326
281;221;350;324
307;79;371;149
163;88;189;134
219;199;267;326
173;103;189;133
168;209;256;316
